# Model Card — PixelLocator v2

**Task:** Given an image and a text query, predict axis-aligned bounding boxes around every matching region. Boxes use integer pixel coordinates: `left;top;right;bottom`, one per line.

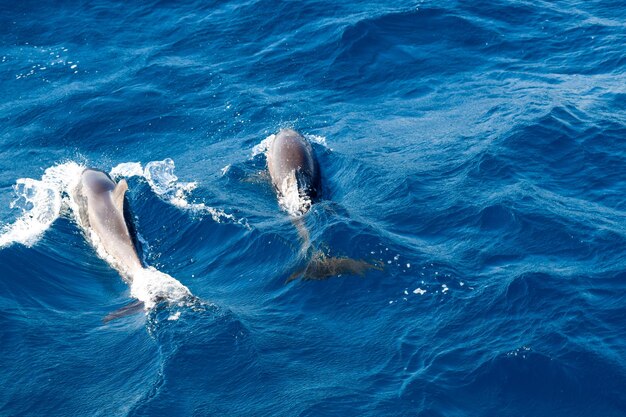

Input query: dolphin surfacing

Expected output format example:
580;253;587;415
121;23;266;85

73;169;143;278
72;168;192;321
267;129;380;281
268;128;321;216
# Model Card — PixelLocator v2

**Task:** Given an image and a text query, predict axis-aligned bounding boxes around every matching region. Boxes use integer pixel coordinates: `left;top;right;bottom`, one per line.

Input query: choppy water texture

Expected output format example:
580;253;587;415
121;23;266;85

1;1;626;416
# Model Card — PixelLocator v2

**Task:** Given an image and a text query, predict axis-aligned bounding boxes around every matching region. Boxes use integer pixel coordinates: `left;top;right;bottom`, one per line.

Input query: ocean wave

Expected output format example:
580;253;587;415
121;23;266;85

110;158;245;226
2;0;626;415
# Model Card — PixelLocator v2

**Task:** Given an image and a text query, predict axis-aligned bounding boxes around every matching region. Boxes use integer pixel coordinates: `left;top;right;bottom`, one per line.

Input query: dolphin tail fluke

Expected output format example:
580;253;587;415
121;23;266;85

103;299;145;323
286;251;383;283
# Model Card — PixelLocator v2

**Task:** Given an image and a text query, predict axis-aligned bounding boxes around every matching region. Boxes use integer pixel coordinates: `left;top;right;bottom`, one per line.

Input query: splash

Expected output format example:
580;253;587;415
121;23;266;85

0;161;84;248
277;171;312;217
251;134;276;157
110;158;240;225
109;161;143;178
130;267;193;310
220;164;231;176
304;134;328;148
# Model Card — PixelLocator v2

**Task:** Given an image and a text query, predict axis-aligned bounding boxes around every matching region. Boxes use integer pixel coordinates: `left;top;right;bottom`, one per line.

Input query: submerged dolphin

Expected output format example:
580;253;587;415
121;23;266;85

267;128;381;281
72;168;191;321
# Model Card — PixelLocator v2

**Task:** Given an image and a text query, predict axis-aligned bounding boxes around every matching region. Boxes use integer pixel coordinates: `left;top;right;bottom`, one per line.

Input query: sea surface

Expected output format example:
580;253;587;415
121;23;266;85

1;1;626;416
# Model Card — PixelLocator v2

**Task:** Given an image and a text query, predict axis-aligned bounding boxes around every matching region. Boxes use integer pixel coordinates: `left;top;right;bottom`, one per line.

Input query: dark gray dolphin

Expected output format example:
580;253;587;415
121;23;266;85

267;128;321;216
266;129;381;281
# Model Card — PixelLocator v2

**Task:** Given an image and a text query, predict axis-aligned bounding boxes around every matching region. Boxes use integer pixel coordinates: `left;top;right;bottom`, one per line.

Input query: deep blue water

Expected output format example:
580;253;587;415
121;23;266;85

1;1;626;416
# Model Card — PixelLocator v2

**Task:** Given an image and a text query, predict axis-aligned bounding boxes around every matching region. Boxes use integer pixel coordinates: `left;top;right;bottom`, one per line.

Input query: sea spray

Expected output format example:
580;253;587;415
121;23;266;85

0;161;84;248
130;266;192;310
277;172;312;217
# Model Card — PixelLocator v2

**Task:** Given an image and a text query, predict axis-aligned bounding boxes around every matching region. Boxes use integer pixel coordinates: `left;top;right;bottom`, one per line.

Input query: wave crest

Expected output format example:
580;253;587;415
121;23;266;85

110;158;241;225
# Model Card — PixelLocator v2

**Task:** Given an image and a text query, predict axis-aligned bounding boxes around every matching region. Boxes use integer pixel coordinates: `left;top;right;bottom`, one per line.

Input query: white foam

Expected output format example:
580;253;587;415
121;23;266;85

304;134;328;148
276;171;312;217
129;266;192;310
0;161;84;248
167;311;181;321
0;179;61;248
110;162;143;178
251;134;275;157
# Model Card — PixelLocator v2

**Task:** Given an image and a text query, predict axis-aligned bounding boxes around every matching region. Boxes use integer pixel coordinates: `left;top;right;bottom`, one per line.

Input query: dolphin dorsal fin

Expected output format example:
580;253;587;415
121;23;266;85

112;179;128;211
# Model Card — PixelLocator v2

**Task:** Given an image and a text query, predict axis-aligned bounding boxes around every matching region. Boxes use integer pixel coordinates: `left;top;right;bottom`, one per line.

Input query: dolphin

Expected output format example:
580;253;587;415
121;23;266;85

72;168;191;321
268;128;321;217
267;128;381;281
73;169;143;278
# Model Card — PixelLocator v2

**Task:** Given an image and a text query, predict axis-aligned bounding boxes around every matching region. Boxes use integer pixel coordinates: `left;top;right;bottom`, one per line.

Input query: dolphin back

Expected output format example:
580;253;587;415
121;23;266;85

269;129;321;203
74;168;144;276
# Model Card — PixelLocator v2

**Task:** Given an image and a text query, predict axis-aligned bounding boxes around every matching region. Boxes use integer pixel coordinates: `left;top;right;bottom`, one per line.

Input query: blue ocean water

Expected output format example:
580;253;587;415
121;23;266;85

1;0;626;415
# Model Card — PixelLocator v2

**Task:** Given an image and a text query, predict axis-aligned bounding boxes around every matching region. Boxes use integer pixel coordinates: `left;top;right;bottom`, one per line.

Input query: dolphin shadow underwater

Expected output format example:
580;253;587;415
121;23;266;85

265;128;382;282
71;168;194;322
